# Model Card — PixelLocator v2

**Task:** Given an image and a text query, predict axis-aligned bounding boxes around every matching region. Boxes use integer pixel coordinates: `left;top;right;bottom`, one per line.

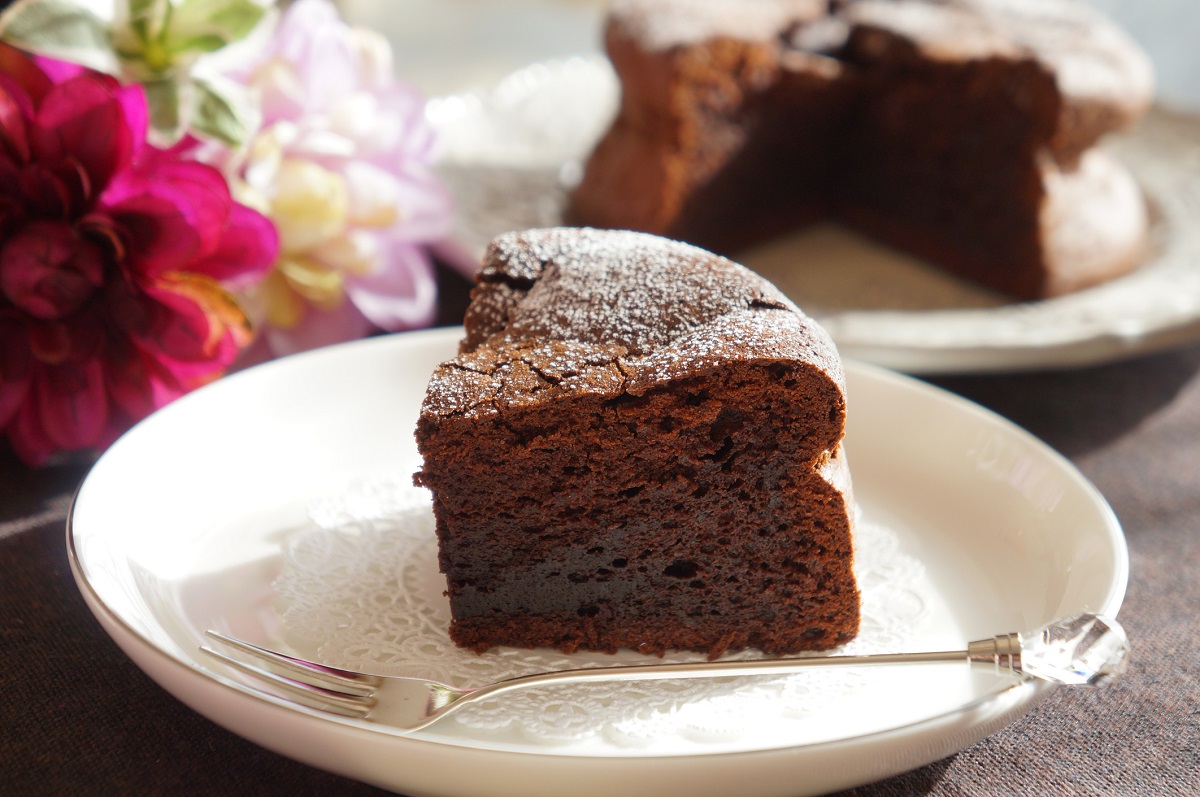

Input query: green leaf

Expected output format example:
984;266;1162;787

166;32;232;58
143;75;186;146
191;75;258;147
0;0;119;73
124;0;170;41
204;0;269;40
127;0;166;17
167;0;267;56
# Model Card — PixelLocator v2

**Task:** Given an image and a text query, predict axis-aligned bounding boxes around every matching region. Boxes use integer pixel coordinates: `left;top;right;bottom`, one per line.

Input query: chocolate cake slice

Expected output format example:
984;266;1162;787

414;228;859;658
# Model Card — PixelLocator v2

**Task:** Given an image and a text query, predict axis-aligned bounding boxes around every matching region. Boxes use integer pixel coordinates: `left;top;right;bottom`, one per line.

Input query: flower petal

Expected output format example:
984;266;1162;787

140;273;253;364
32;56;88;85
27;320;72;365
0;219;105;319
0;315;33;378
278;254;344;310
104;347;183;421
383;162;454;242
0;42;53;107
309;228;379;276
31;73;134;194
114;83;149;162
0;371;31;432
253;58;308;124
257;268;306;330
263;296;371;356
367;82;438;161
342;161;400;228
16;163;73;219
343;238;436;330
30;358;108;450
269;0;358;112
0;80;32;164
268;158;348;252
6;399;56;466
149;160;236;257
188;202;278;287
102;179;204;276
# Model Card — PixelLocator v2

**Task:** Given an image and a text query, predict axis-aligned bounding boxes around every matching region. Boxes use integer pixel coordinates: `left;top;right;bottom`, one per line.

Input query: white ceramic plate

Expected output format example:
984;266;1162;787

68;328;1127;797
429;56;1200;375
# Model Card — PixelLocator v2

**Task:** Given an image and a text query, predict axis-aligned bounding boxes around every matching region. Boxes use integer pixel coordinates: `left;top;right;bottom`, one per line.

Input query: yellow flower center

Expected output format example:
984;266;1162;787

261;257;348;331
269;160;350;254
279;256;345;310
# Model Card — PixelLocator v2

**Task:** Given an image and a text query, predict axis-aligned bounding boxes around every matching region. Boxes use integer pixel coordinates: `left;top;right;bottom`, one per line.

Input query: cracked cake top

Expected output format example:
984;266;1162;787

419;228;845;421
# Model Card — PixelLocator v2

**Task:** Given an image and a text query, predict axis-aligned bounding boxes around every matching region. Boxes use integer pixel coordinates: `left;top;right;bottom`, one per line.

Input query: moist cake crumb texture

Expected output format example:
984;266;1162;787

415;228;860;659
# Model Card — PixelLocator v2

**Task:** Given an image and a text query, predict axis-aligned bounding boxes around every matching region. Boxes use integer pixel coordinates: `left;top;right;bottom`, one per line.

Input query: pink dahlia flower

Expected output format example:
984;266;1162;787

0;43;278;466
226;0;455;358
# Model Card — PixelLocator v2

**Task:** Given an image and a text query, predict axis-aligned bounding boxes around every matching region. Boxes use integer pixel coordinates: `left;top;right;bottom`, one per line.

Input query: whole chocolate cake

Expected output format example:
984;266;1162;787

567;0;1154;300
414;227;859;658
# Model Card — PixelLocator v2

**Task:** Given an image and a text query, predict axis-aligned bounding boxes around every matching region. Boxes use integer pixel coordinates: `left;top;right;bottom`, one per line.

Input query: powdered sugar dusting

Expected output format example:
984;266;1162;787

1039;148;1148;295
611;0;1152;113
849;0;1153;108
628;308;844;398
975;0;1153;105
611;0;825;51
482;228;798;356
424;228;844;420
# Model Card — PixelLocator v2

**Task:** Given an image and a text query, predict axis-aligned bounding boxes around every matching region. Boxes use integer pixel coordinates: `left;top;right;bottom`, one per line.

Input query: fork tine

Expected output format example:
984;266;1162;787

203;631;380;697
200;644;374;718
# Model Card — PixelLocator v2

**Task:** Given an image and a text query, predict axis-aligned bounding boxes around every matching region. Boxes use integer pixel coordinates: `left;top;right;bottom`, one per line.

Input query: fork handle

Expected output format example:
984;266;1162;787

466;648;977;702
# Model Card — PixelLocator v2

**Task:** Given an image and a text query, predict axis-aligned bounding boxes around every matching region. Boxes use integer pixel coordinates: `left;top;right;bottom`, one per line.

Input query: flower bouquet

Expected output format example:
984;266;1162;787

0;0;457;465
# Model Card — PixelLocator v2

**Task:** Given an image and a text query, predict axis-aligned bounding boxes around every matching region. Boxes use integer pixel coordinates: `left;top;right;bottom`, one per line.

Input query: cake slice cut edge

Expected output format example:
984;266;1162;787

414;228;861;659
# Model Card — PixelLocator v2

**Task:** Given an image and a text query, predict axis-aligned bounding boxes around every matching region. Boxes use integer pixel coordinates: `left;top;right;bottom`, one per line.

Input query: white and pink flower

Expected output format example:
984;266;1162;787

227;0;454;358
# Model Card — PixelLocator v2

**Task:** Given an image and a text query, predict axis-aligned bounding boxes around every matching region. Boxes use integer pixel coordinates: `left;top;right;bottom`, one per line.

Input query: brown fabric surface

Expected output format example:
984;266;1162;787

2;329;1198;796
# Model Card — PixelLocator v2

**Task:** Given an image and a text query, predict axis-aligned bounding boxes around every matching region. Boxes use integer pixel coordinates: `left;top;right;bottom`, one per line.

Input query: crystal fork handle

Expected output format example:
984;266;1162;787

969;613;1129;686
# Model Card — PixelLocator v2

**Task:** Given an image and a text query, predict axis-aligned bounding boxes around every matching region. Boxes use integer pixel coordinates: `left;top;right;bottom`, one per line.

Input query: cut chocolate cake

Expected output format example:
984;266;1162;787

414;227;859;659
567;0;1154;300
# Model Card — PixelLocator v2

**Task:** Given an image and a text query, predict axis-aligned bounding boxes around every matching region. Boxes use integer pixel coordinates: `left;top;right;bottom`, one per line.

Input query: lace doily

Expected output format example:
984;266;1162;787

273;477;932;748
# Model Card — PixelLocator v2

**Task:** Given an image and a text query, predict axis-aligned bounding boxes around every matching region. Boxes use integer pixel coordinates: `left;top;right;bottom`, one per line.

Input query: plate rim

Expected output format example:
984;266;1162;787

65;327;1129;792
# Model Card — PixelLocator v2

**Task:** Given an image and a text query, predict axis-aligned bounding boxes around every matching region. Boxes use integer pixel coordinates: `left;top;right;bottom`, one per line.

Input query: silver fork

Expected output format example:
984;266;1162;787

200;612;1128;734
